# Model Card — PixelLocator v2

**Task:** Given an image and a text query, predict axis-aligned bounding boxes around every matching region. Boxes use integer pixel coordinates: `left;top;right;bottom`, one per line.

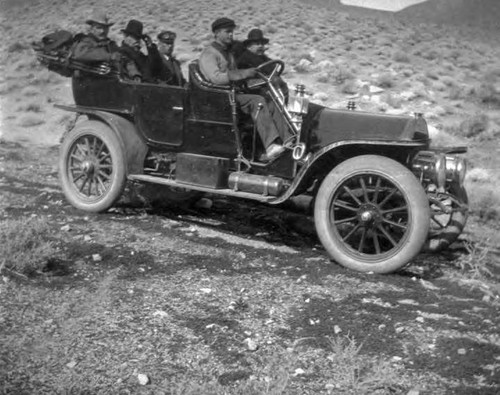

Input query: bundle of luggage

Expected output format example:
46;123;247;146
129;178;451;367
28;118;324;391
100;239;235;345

32;30;115;77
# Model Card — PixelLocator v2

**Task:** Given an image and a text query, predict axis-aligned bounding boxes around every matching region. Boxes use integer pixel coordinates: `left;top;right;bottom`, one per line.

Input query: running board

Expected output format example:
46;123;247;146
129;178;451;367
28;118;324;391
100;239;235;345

127;174;277;203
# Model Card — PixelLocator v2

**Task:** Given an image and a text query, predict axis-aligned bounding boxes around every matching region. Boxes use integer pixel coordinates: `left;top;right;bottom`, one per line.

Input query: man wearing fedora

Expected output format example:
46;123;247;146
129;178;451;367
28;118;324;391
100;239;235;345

72;11;120;65
236;29;271;69
156;31;186;86
119;19;162;83
199;17;292;161
237;28;289;103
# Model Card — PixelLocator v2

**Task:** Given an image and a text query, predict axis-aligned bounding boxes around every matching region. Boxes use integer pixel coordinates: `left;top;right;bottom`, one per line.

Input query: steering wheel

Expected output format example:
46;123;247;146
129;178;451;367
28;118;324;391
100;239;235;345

246;59;285;90
255;59;285;81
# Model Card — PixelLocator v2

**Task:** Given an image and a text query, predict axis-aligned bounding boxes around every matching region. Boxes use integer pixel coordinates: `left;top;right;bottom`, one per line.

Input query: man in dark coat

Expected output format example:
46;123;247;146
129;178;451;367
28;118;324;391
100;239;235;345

72;11;120;65
156;31;186;86
236;29;289;102
119;19;162;82
236;28;271;69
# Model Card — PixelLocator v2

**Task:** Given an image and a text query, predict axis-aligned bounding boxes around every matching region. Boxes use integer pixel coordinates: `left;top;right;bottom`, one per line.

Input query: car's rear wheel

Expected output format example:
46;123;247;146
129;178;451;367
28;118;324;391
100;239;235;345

59;120;126;212
424;185;468;252
314;155;430;273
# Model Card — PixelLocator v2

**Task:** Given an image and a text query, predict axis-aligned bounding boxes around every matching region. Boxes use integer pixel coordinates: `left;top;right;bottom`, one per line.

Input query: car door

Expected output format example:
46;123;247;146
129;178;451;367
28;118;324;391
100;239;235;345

133;83;186;146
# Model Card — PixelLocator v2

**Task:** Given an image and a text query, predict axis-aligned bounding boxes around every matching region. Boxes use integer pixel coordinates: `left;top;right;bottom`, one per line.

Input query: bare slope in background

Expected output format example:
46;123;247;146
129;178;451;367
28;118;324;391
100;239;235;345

1;0;500;393
399;0;500;31
309;0;500;33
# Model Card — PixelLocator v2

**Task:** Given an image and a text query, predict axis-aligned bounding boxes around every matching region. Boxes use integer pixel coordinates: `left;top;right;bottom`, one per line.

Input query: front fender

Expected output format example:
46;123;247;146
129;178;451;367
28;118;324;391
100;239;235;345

55;104;148;174
270;140;428;205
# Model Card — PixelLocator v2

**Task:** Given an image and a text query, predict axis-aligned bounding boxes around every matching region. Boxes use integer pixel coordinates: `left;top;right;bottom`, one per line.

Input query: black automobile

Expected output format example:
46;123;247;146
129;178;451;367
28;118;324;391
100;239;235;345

35;48;468;274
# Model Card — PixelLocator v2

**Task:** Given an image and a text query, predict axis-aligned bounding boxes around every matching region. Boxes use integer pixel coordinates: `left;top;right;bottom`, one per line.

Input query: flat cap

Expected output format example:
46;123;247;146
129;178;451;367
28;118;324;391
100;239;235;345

157;30;177;43
211;17;236;32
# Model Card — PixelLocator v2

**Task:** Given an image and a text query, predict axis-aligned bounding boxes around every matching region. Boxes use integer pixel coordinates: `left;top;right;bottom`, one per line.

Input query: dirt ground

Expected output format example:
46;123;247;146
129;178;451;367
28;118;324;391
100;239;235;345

1;0;500;392
1;141;499;394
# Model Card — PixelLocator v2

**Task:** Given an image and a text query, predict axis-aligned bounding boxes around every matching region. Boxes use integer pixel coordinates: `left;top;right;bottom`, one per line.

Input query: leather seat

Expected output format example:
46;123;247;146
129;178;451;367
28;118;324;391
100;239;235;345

189;61;231;92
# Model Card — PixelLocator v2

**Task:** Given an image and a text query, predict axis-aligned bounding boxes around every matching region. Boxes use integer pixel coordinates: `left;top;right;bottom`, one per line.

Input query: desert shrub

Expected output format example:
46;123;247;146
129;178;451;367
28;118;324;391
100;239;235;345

316;72;330;83
383;93;403;109
21;86;42;96
265;24;278;34
466;61;480;71
421;48;441;61
376;73;395;89
17;102;43;113
453;238;493;279
447;83;473;101
330;64;355;85
459;113;489;138
18;114;45;127
471;188;500;224
475;83;500;107
0;217;57;275
392;50;410;63
440;75;456;87
340;79;359;94
425;69;439;80
294;59;312;73
294;336;412;393
7;41;30;53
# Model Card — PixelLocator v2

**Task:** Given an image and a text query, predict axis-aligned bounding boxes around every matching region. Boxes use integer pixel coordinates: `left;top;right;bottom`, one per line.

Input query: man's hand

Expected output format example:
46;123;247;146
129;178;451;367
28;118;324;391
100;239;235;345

110;52;121;62
142;34;153;47
243;68;256;79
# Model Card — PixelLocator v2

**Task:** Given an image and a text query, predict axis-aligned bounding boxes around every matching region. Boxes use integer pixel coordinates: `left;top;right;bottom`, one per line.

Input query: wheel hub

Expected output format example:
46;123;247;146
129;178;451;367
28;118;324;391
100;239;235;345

81;160;95;175
357;203;381;227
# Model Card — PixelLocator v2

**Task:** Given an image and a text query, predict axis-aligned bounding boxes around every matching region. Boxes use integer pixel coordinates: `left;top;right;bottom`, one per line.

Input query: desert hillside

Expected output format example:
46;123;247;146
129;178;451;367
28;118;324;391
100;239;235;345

1;1;500;393
399;0;500;32
0;0;499;219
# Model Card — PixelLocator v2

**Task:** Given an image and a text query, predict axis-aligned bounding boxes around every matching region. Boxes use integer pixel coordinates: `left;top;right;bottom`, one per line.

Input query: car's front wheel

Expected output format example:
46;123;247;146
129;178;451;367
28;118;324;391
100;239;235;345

59;120;126;212
314;155;430;273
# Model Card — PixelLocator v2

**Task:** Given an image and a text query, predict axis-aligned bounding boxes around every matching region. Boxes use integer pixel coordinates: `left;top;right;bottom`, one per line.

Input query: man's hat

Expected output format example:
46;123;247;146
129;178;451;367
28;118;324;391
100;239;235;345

244;29;269;46
121;19;143;39
211;17;236;32
86;10;114;27
157;31;177;43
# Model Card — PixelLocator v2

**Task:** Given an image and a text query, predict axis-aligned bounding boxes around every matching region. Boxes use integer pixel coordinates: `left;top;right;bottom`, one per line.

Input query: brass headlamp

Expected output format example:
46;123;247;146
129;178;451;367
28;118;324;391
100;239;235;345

412;151;467;188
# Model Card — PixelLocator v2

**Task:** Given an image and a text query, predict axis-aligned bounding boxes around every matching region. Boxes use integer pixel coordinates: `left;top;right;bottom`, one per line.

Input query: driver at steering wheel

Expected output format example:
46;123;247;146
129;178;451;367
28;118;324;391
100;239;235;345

199;17;293;161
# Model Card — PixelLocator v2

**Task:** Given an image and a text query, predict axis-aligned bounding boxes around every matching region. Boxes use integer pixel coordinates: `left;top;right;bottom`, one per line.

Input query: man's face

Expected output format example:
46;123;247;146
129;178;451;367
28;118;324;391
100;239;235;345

89;23;109;40
158;41;174;57
215;28;234;46
124;34;140;50
247;41;266;56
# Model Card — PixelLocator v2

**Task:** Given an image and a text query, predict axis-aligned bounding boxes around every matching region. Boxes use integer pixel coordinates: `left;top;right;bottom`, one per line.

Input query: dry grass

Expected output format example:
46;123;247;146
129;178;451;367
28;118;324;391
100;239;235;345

0;217;57;275
454;238;493;279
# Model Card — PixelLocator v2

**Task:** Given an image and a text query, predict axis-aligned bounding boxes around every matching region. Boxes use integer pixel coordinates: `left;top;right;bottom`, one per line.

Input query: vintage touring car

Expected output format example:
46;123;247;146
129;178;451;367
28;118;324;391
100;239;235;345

35;45;468;274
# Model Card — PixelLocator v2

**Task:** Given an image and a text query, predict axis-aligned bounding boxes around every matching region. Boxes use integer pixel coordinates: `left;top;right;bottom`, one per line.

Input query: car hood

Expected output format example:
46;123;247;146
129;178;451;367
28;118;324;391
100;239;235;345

302;103;429;151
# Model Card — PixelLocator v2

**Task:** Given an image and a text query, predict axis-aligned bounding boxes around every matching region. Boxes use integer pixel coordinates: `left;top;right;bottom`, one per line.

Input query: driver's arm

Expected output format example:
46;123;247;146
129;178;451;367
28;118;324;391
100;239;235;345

199;46;255;85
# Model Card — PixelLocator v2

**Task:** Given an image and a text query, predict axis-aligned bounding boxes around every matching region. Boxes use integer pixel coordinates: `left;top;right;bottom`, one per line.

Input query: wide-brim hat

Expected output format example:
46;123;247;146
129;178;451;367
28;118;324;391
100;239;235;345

157;30;177;43
121;19;143;39
243;28;269;46
211;17;236;32
86;11;114;27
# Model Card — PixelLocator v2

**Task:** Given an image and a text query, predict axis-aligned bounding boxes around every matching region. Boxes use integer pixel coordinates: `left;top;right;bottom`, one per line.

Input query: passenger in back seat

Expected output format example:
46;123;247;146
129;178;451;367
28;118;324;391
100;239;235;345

72;10;120;66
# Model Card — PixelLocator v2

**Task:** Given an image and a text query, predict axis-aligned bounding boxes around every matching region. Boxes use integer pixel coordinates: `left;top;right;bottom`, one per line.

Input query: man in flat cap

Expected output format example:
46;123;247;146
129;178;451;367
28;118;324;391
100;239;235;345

72;10;120;65
237;28;289;102
156;31;186;86
199;17;292;161
119;19;162;82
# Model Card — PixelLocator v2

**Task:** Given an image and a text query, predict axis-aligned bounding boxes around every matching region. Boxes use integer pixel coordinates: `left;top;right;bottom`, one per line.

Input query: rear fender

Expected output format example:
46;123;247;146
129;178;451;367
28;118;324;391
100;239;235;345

56;104;148;174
